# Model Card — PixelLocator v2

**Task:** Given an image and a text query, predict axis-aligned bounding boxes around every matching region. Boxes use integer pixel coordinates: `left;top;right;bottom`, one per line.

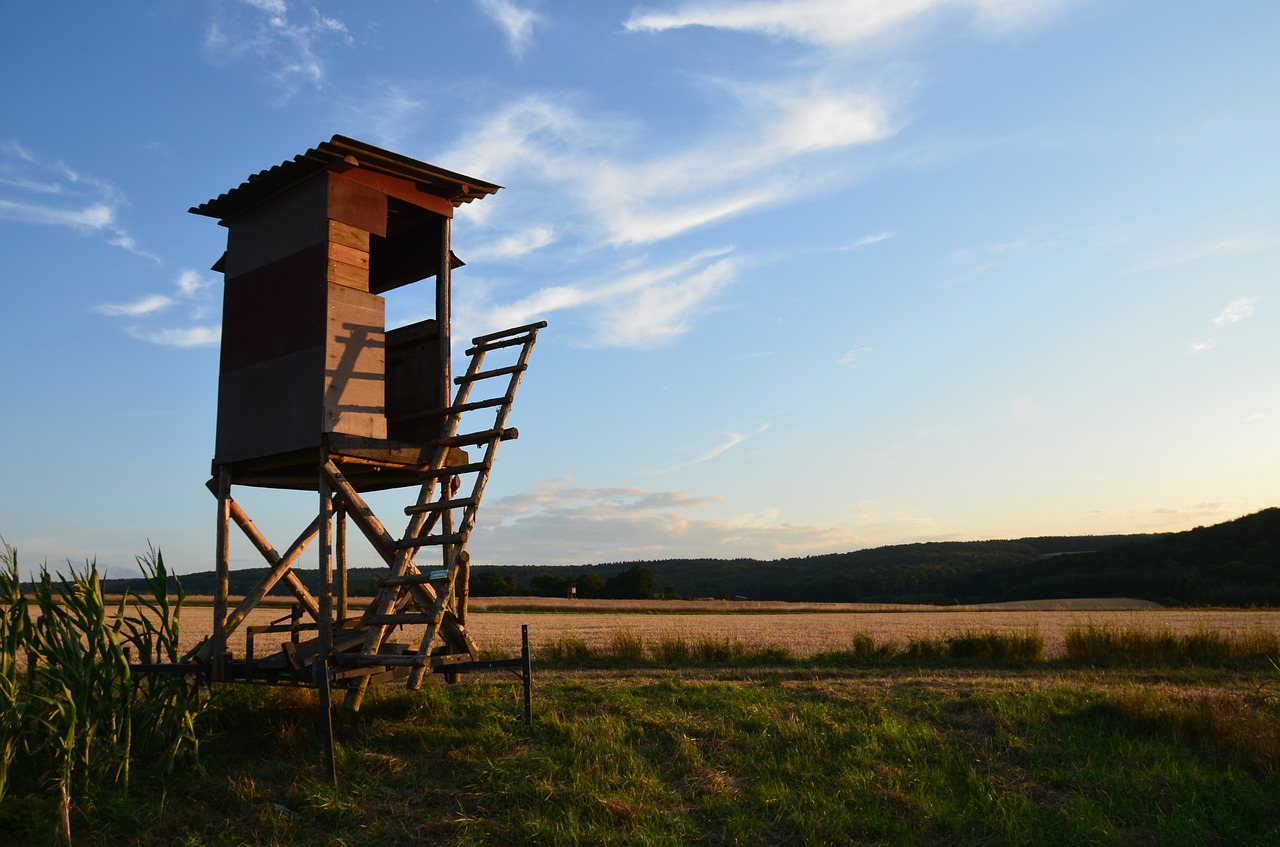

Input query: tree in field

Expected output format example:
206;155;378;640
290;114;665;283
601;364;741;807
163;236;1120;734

605;566;656;600
529;574;571;598
471;570;517;596
575;573;605;599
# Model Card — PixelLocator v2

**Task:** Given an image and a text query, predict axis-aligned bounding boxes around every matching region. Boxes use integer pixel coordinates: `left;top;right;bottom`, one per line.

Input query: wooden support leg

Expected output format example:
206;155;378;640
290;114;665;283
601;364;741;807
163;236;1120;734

456;550;470;628
319;456;334;663
336;505;348;623
213;467;231;681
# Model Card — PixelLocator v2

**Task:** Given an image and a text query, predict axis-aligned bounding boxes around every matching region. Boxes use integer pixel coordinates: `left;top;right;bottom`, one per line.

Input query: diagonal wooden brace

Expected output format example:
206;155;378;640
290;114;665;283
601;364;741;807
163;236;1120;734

197;486;324;661
320;460;443;613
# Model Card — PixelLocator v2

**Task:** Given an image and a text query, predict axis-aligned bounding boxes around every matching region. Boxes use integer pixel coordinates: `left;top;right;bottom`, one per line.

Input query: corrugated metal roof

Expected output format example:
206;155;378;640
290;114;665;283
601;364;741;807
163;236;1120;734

189;134;501;221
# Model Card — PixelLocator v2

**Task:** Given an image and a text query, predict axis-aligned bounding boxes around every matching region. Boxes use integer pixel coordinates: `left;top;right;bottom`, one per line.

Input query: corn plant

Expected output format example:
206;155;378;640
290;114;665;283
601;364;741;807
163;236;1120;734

0;538;24;800
0;539;209;847
24;563;134;805
120;547;203;771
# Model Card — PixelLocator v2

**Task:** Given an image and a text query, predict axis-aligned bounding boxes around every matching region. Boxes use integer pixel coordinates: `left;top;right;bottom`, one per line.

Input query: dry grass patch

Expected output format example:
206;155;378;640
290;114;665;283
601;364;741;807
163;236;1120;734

466;607;1280;660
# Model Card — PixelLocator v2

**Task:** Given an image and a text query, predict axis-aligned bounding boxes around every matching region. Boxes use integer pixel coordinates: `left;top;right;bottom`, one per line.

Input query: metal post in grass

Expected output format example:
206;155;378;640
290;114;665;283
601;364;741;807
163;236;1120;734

315;655;337;786
522;624;532;725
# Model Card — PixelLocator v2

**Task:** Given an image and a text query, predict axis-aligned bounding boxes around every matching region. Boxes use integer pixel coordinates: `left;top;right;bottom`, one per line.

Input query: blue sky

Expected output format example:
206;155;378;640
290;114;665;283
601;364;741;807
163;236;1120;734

1;1;1277;576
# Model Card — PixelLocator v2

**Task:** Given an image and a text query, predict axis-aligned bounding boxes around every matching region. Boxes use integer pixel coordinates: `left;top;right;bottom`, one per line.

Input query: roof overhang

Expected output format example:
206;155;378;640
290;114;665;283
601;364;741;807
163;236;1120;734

189;135;501;222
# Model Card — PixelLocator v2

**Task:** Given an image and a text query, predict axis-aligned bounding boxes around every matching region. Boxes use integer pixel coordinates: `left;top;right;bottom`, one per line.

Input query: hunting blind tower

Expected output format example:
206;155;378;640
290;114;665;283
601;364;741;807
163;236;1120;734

190;136;544;710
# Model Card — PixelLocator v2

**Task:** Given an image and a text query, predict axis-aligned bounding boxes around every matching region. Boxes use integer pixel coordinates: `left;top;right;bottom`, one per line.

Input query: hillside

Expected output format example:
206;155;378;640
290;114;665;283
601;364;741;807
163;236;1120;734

99;509;1279;607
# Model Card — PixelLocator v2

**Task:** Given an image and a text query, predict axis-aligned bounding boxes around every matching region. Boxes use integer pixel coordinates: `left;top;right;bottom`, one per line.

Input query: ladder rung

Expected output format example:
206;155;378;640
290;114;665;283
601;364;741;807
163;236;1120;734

432;428;517;448
470;320;547;346
455;364;526;385
389;397;508;424
392;532;463;550
450;397;509;414
418;461;488;479
404;496;477;515
466;334;534;356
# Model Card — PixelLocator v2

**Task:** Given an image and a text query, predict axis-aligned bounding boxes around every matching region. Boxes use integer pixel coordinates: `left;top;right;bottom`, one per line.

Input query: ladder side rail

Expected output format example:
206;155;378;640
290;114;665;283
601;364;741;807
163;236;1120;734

408;326;544;685
342;337;494;709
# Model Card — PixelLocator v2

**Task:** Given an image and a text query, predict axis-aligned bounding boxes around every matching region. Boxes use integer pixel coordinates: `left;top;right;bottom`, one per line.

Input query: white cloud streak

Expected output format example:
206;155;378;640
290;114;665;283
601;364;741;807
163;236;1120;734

98;269;220;347
437;0;1067;350
624;0;1073;48
1132;233;1273;273
838;344;873;368
656;424;771;473
1190;297;1257;354
1212;297;1256;326
444;84;895;248
474;0;545;59
0;142;154;260
472;477;861;563
205;1;351;95
840;231;895;250
126;326;221;348
466;225;557;261
94;294;174;318
473;248;738;348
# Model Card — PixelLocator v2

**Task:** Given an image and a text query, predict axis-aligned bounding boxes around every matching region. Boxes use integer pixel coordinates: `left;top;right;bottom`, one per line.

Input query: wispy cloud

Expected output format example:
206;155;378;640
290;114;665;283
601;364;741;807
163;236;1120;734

468;248;739;348
474;0;545;59
433;73;894;349
624;0;1073;49
98;269;220;348
943;229;1110;285
1190;296;1258;354
466;225;557;261
1212;297;1256;326
204;0;351;96
1144;501;1241;530
444;84;895;248
335;82;429;152
126;326;221;348
94;294;174;318
838;343;873;368
587;81;895;246
838;231;895;251
435;0;1067;351
0;142;154;259
472;476;860;563
1132;233;1272;273
656;424;771;473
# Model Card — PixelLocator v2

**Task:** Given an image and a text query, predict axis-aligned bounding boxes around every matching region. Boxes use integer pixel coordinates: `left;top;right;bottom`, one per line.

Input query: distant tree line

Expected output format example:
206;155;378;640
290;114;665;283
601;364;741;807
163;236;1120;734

96;508;1280;608
472;565;665;600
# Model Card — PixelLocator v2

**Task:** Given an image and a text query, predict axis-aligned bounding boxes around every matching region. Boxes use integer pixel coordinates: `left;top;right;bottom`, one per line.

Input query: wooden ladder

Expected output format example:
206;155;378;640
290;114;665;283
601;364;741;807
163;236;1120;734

339;320;546;705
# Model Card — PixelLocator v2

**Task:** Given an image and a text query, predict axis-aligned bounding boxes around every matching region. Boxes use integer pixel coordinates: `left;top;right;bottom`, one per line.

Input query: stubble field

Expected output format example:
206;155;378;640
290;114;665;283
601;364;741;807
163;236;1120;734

167;596;1280;661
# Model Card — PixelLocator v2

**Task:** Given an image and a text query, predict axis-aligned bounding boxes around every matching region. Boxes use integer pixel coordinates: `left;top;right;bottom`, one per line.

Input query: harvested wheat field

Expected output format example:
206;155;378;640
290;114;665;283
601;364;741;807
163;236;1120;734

162;597;1280;661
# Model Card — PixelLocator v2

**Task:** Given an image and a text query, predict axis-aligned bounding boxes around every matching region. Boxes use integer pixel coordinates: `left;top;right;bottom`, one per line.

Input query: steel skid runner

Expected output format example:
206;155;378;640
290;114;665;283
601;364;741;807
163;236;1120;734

187;136;545;712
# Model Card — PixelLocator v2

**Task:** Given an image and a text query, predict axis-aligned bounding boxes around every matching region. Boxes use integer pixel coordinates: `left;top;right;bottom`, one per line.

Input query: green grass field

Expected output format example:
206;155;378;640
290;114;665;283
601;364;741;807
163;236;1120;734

5;545;1278;845
4;658;1278;846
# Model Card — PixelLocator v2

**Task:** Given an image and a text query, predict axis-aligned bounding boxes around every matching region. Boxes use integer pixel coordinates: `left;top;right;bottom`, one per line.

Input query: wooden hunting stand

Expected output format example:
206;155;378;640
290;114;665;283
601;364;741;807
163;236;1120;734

189;136;544;712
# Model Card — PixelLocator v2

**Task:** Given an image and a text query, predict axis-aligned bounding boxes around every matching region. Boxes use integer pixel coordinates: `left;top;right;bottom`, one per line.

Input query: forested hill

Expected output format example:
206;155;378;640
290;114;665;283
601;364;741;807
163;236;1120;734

979;507;1280;606
99;508;1279;607
473;509;1278;605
